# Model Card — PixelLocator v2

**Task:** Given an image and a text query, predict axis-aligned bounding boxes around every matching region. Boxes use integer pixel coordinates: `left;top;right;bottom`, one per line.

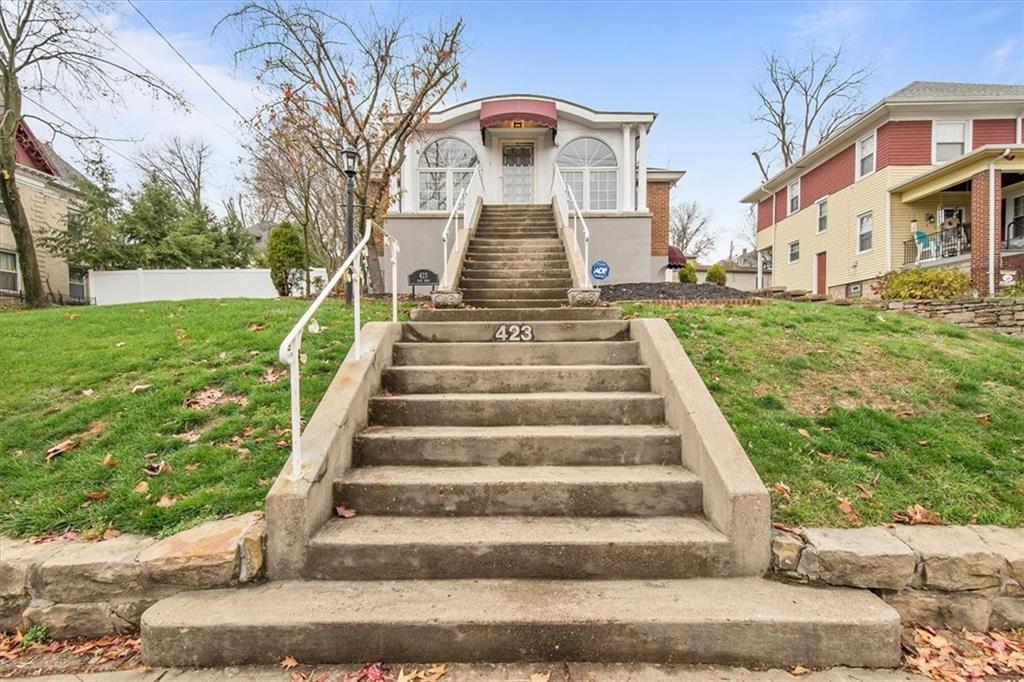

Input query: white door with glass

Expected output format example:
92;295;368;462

502;143;534;203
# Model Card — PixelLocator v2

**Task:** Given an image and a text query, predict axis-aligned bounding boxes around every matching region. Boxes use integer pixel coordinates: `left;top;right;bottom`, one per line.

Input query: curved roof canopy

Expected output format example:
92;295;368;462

667;245;686;268
479;98;557;129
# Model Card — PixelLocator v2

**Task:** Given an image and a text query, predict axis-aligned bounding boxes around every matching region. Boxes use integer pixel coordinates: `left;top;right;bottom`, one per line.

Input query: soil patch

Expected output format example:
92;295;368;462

600;282;752;302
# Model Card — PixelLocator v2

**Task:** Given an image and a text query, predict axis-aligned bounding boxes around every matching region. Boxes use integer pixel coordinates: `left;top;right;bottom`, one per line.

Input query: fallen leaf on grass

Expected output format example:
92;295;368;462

854;483;873;499
172;429;202;443
247;322;266;333
976;412;991;425
336;505;357;519
133;481;149;494
917;439;930;446
142;459;172;477
185;387;248;410
44;439;78;462
64;313;78;320
837;497;862;526
796;428;811;439
261;367;286;384
155;495;179;509
280;655;299;669
102;528;121;540
130;384;152;394
893;504;942;525
114;341;125;348
101;454;118;467
83;491;108;501
185;462;200;471
771;482;791;500
82;388;95;397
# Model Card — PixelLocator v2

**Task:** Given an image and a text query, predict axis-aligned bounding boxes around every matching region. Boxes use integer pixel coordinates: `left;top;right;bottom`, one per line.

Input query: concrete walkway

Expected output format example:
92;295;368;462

20;662;920;681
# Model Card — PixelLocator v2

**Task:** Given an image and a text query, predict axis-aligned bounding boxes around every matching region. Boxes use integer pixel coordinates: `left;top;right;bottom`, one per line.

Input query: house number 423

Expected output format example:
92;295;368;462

494;324;534;342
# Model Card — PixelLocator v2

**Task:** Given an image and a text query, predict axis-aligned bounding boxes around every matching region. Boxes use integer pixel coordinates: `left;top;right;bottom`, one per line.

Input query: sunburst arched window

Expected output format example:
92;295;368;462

556;137;617;211
418;138;478;211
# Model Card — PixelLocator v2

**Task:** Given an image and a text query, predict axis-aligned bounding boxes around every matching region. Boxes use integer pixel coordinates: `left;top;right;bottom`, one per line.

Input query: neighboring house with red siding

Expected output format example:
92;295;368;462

742;82;1024;298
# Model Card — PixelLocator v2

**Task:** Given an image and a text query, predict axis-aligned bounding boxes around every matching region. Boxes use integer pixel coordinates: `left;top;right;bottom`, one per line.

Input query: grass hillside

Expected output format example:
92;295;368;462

622;301;1024;527
1;298;1021;538
0;299;405;538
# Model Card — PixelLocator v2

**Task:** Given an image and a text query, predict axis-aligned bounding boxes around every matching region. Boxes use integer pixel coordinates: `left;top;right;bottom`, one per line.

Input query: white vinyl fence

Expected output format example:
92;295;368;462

88;268;328;306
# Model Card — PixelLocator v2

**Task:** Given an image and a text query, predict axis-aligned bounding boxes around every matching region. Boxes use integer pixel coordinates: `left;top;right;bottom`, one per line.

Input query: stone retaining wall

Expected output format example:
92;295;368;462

882;298;1024;336
0;512;265;637
772;525;1023;631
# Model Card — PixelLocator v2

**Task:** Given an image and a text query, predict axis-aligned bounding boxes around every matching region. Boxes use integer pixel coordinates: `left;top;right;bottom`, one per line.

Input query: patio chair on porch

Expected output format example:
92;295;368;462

914;230;936;261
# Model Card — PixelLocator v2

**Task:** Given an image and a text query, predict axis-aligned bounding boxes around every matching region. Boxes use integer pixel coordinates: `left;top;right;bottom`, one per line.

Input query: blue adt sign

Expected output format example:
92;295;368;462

590;260;611;281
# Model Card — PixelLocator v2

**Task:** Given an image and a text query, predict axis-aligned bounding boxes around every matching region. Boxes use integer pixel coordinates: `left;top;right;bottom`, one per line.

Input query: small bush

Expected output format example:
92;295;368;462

678;262;697;284
877;268;971;300
266;222;306;296
21;625;48;648
705;263;728;286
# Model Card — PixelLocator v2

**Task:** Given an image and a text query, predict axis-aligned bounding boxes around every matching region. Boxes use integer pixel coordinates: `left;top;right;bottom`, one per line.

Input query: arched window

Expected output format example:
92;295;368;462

418;138;478;211
556;137;617;211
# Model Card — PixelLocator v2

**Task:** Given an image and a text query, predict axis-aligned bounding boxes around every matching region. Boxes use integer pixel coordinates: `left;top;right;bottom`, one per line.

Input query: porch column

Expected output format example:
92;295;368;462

970;168;1002;295
621;124;634;211
756;249;763;289
637;125;648;211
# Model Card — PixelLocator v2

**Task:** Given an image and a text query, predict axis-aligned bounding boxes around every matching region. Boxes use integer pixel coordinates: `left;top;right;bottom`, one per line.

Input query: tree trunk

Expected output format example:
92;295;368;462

0;143;47;308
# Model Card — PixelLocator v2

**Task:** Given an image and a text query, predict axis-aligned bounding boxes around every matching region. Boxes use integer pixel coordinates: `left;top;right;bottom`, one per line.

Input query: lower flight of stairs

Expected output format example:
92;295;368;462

141;206;901;669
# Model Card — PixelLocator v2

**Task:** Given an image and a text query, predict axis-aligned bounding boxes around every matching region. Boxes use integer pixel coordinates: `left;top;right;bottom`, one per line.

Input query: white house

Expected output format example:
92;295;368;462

383;94;684;290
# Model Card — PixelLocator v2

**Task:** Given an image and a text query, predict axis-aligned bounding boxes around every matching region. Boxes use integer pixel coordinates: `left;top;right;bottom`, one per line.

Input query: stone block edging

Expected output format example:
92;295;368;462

881;297;1024;337
1;511;266;638
771;524;1023;631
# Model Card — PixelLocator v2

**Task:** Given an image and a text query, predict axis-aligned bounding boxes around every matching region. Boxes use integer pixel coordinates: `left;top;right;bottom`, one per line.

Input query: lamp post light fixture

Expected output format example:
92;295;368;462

340;142;359;305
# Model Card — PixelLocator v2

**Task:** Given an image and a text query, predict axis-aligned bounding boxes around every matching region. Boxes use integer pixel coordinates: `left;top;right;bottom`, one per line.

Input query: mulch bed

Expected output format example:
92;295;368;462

600;282;754;302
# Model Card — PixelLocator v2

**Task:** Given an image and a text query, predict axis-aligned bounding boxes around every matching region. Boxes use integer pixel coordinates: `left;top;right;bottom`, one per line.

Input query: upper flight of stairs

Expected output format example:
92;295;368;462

459;204;571;309
141;204;901;669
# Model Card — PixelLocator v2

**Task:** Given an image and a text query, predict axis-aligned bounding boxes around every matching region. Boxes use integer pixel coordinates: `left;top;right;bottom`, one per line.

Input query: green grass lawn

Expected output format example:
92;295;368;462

2;298;1021;538
0;299;407;538
621;301;1024;527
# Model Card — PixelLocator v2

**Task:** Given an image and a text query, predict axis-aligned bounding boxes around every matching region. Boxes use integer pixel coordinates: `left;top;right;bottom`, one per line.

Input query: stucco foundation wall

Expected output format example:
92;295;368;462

585;214;654;285
771;526;1023;631
380;216;448;294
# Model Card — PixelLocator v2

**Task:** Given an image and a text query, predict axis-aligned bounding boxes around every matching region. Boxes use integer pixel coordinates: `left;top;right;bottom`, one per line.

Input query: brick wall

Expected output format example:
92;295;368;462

757;197;773;231
647;180;670;256
970;169;1002;292
973;119;1017;148
877;120;932;168
800;144;855;205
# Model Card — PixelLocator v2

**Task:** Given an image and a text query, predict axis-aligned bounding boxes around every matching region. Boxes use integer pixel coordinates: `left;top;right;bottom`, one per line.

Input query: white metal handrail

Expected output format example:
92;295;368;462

551;166;592;288
278;219;400;479
440;167;484;285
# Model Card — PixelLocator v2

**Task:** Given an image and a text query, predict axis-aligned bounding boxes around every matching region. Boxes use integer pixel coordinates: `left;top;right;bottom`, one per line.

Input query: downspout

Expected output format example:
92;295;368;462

1017;114;1022;144
988;157;997;297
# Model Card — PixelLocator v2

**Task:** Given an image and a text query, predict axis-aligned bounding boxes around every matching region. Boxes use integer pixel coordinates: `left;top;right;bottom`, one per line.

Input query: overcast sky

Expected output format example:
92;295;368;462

29;0;1024;261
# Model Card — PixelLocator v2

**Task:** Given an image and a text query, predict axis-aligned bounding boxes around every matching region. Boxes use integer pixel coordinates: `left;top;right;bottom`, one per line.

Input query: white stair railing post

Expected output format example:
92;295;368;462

389;236;399;322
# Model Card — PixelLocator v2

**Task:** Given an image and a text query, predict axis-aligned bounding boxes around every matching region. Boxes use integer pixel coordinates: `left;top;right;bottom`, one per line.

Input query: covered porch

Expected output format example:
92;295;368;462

892;145;1024;293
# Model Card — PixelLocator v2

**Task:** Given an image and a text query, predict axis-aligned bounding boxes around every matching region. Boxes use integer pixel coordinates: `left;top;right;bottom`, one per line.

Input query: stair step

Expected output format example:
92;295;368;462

409;307;622;321
475;229;559;236
334;465;700;517
457;278;573;289
463;299;566;308
306;516;725;580
402;321;630;342
471;238;563;246
384;365;649;393
460;267;571;279
369;392;664;426
392;341;640;366
460;288;567;300
354;424;681;466
141;578;901;668
465;253;568;262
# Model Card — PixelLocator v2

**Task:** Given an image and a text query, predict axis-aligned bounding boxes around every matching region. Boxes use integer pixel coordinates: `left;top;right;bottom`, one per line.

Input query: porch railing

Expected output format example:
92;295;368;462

550;167;591;288
278;219;400;480
902;226;971;265
440;168;484;288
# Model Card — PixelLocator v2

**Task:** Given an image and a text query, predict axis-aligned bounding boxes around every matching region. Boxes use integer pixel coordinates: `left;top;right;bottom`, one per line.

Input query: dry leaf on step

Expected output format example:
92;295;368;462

335;505;357;519
280;655;298;669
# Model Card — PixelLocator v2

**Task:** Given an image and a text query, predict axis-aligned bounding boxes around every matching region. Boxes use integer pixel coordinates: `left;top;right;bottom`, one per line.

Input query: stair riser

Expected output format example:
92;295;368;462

471;238;563;246
382;367;649;393
467;248;565;256
392;342;640;366
457;278;572;289
401;321;631;342
460;288;567;300
461;268;571;279
306;541;727;581
475;228;559;235
409;308;623;322
465;254;568;262
355;431;679;466
463;299;565;308
369;396;664;426
333;479;701;517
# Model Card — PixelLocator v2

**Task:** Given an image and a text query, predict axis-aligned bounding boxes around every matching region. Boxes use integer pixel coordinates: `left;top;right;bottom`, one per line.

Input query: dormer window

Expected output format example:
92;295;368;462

934;121;967;163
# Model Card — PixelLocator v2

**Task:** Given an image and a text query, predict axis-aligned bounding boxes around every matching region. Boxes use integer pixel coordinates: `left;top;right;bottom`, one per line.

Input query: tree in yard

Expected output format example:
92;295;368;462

0;0;185;306
750;45;872;180
219;2;465;292
669;201;717;261
266;221;305;296
135;136;212;208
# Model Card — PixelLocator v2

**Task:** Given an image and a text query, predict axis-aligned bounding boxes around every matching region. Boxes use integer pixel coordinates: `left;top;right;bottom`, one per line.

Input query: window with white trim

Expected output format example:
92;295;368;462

0;249;18;293
857;212;873;253
817;198;828;233
857;132;876;178
418;138;478;211
934;121;967;163
556;137;618;210
788;240;800;263
787;179;800;215
69;266;87;302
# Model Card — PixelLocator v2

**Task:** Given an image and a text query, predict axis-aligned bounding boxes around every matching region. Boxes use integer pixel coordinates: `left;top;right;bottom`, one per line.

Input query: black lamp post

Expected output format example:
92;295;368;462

340;142;359;305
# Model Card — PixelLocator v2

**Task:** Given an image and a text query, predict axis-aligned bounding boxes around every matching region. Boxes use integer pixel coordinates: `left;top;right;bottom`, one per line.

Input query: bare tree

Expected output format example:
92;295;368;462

669;201;717;261
0;0;185;306
218;2;465;291
136;136;212;207
751;45;871;181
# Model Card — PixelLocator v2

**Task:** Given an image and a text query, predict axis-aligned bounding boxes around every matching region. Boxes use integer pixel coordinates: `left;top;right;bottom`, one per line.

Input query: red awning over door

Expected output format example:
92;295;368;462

479;99;557;129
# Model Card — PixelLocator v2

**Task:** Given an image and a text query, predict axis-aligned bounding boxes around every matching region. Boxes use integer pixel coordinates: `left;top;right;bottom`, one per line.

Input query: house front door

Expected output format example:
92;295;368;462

815;251;827;295
502;143;534;203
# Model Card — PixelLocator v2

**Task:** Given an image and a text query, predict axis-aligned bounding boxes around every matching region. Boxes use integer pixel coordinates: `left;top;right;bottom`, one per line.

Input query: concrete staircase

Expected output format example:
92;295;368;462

141;205;901;669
